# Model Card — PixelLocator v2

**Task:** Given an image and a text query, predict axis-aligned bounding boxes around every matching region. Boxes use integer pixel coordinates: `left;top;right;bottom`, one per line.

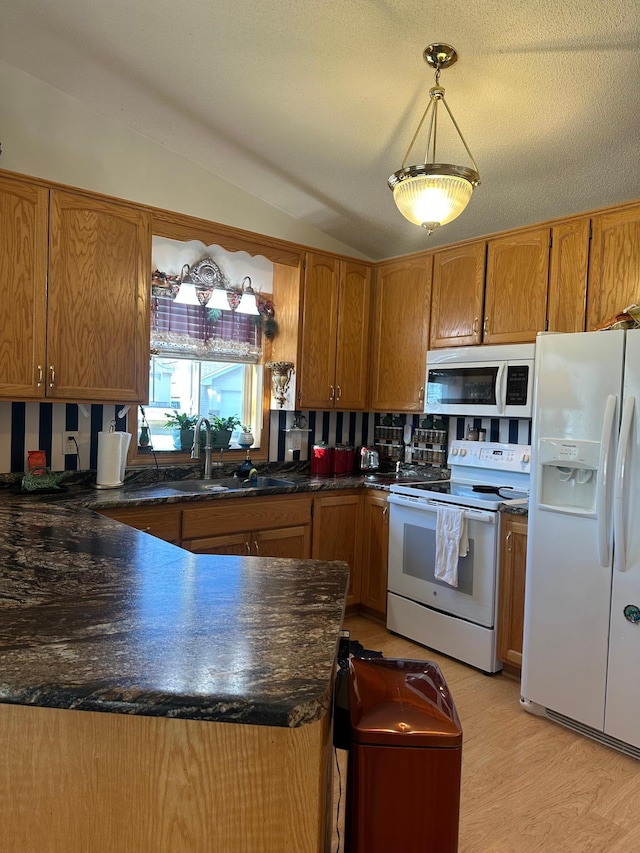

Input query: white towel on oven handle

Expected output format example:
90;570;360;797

435;506;468;588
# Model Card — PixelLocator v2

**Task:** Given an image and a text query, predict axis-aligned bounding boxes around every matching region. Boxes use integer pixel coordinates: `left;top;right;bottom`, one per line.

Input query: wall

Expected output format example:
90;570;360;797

0;406;531;474
0;60;368;260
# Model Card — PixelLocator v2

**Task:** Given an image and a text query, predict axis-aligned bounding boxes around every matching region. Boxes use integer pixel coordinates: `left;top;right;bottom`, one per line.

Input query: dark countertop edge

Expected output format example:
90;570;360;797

0;680;334;729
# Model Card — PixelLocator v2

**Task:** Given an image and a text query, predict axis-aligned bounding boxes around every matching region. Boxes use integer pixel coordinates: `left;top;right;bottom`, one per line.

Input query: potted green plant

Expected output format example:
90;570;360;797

164;411;198;452
210;414;242;448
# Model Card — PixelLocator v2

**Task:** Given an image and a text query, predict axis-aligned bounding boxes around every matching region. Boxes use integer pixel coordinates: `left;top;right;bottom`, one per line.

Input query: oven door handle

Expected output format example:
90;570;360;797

388;493;496;524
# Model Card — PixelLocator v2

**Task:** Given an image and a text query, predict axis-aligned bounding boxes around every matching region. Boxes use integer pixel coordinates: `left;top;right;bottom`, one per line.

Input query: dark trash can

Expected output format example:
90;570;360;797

345;657;463;853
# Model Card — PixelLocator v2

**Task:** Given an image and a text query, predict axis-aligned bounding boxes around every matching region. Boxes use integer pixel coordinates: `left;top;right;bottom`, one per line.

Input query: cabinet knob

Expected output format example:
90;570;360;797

48;365;55;389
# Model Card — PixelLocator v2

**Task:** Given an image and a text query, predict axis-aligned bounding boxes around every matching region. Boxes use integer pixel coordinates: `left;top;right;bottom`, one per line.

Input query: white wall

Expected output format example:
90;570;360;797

0;60;368;260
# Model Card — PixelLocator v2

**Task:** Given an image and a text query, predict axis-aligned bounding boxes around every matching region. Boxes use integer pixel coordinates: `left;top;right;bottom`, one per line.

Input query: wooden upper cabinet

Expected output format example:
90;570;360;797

430;241;486;348
369;256;432;412
548;218;589;333
298;252;370;410
587;205;640;330
48;191;151;402
484;227;550;344
0;176;48;398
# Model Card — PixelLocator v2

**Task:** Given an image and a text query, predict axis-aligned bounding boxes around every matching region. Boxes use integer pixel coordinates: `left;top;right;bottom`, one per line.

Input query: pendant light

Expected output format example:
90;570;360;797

388;43;480;235
236;276;260;316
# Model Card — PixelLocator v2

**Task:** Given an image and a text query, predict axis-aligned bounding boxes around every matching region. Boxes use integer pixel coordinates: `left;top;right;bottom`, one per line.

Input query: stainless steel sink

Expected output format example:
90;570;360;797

161;476;295;493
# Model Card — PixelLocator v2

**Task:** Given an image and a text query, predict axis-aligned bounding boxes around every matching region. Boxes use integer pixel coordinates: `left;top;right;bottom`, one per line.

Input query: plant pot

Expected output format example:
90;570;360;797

238;430;254;449
179;428;195;452
212;429;232;448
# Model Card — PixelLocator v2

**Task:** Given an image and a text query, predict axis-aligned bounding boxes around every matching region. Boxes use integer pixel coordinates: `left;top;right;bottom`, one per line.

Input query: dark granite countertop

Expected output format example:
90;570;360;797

0;492;349;728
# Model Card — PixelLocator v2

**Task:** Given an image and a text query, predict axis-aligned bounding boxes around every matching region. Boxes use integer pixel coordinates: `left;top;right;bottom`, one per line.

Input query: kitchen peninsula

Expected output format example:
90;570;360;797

0;493;349;853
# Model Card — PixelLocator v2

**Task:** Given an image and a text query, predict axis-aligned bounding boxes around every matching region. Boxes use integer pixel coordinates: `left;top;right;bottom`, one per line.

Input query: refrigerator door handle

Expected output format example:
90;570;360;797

496;362;507;415
614;395;635;573
596;394;617;568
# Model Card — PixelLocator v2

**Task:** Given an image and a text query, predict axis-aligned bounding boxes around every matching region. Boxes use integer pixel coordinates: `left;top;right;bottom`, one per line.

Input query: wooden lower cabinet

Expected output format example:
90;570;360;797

497;513;528;676
184;525;311;558
181;494;312;559
359;490;389;621
312;491;363;608
98;504;182;544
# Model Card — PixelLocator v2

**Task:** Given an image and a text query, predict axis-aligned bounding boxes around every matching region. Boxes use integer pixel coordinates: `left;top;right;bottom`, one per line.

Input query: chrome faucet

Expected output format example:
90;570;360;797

191;417;213;479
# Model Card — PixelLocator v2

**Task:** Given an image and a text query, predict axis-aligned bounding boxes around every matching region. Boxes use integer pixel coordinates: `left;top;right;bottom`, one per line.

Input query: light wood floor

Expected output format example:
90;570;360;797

333;615;640;853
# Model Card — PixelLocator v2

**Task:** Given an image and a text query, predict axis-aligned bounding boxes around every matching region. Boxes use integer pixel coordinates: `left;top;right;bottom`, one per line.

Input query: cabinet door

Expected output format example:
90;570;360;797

47;190;151;401
369;257;432;412
334;260;371;410
430;241;485;348
360;491;389;621
548;218;589;333
253;526;311;559
484;227;550;344
298;252;339;409
185;532;251;556
497;514;528;671
312;492;362;606
99;505;182;544
588;205;640;330
0;176;48;398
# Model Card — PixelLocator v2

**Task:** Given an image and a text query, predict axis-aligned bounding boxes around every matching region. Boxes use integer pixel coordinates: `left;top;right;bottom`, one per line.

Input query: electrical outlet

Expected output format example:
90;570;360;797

62;431;79;454
288;431;302;451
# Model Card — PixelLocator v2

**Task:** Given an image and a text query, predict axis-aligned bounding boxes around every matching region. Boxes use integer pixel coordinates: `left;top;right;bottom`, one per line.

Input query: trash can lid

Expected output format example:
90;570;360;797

348;657;462;747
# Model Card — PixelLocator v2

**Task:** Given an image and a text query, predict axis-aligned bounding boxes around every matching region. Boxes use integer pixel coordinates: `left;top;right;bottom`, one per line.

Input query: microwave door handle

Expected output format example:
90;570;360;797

496;362;507;415
613;395;635;573
596;394;617;568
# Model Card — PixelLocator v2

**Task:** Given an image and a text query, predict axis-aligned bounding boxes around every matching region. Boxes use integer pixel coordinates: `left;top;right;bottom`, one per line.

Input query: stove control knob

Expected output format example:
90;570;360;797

521;452;530;463
450;447;459;456
459;448;467;457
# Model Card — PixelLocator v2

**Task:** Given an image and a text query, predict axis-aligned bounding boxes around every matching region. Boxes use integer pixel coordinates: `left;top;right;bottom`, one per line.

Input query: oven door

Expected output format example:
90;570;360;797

387;493;498;627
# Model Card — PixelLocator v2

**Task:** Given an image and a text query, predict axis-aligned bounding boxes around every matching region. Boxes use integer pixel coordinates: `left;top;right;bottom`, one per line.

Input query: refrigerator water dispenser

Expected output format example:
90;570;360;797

537;438;601;514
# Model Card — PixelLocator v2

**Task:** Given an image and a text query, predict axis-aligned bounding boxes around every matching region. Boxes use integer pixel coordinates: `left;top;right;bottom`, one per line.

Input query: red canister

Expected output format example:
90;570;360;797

332;444;355;476
310;442;334;475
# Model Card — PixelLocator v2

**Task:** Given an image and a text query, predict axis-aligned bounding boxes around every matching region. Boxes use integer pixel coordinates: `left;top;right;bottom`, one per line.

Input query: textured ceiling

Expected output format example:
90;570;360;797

2;0;640;260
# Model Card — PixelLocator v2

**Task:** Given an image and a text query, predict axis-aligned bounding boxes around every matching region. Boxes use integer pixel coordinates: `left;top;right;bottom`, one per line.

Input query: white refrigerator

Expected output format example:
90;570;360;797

521;329;640;756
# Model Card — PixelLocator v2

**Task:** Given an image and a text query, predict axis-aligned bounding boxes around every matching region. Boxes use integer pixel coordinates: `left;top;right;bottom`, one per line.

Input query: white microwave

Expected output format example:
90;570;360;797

425;344;535;418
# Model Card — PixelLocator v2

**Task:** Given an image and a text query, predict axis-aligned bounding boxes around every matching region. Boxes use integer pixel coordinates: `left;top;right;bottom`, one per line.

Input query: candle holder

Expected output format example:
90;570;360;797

266;361;295;408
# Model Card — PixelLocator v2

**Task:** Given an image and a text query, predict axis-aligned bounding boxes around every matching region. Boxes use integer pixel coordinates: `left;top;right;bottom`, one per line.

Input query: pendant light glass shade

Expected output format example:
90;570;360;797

235;276;260;315
207;287;231;310
390;166;477;233
174;282;201;306
389;44;480;234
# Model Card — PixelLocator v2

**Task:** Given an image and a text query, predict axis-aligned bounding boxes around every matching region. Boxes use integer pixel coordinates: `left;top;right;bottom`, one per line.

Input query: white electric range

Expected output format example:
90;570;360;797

386;440;530;673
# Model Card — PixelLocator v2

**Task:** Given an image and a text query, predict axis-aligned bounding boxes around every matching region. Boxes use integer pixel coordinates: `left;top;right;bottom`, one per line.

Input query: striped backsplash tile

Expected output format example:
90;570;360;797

0;403;532;473
0;402;128;474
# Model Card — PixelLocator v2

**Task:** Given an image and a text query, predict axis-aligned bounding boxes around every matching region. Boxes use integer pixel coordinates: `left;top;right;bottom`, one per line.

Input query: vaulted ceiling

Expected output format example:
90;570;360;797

2;0;640;260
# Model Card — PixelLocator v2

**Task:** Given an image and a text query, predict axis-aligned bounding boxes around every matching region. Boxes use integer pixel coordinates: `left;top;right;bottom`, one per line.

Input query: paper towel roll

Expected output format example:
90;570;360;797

96;431;132;488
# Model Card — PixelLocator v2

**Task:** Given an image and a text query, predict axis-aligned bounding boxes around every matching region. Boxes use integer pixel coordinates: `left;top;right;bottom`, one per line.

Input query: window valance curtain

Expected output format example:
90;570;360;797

151;297;263;362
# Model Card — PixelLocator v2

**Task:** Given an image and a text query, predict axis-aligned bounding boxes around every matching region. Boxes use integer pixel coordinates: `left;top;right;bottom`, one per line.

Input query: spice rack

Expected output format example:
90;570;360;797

374;425;404;463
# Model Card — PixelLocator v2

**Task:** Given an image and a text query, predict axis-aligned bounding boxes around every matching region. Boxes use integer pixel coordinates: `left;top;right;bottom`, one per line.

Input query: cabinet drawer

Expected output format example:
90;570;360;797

182;495;312;539
99;505;181;542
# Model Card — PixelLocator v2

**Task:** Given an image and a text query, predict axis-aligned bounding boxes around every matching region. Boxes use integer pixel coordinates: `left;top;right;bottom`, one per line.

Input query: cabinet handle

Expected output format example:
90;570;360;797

245;540;251;555
36;365;43;388
329;385;335;401
418;386;424;404
472;317;479;335
253;539;259;554
483;317;489;337
382;506;389;523
335;385;342;401
506;530;512;551
49;365;55;389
